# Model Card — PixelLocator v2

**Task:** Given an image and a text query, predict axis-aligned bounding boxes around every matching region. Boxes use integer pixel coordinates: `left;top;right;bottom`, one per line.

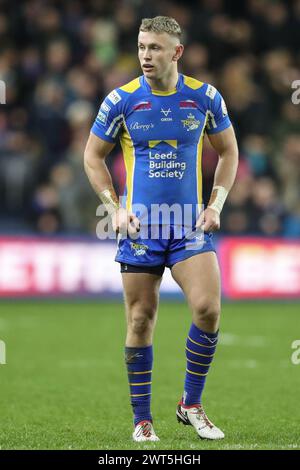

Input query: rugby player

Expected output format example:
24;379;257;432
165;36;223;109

84;16;238;442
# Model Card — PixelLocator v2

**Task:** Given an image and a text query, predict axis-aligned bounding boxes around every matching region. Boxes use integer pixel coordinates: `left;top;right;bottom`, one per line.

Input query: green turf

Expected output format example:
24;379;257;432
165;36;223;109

0;301;299;450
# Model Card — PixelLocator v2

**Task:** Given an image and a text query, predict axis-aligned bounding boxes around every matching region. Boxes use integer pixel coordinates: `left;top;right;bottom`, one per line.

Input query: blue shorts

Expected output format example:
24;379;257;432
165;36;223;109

115;225;215;269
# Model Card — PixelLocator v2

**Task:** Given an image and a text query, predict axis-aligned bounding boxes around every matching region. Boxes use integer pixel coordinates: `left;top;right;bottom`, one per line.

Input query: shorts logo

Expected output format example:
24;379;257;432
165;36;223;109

107;90;121;105
133;101;152;111
205;85;217;100
181;113;200;131
179;100;198;109
130;242;148;256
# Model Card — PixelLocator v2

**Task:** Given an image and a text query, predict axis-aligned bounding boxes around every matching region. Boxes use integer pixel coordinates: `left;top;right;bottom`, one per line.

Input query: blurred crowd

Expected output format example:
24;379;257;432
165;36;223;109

0;0;300;237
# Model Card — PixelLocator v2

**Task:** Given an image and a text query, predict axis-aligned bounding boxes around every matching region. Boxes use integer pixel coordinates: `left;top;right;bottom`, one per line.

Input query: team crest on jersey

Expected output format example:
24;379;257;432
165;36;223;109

181;113;200;131
107;90;121;105
132;101;152;111
179;100;198;109
130;242;148;256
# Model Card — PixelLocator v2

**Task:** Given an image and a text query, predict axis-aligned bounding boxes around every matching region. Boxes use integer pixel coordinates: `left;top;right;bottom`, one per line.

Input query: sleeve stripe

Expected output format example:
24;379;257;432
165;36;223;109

105;114;124;137
112;121;123;138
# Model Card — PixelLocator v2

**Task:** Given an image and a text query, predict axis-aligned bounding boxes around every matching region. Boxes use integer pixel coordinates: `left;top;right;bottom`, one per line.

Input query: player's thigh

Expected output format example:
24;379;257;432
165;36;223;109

171;251;221;311
122;272;162;321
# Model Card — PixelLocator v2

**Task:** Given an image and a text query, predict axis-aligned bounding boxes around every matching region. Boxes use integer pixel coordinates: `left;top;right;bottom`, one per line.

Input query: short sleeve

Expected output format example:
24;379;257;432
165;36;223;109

91;89;123;143
205;84;231;135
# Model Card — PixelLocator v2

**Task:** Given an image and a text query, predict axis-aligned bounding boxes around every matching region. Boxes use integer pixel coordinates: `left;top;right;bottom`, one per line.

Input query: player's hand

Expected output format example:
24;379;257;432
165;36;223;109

196;207;220;232
111;208;140;236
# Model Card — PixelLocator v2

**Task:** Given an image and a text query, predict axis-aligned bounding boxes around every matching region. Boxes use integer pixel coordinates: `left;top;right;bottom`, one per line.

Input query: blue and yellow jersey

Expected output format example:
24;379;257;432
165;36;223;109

91;74;231;224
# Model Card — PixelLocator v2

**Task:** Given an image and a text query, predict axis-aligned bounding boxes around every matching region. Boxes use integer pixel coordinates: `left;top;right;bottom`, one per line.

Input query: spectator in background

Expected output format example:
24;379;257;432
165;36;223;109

222;175;254;235
31;78;69;173
29;183;62;234
241;134;274;178
0;0;299;237
220;56;271;140
277;134;300;215
0;123;41;232
250;177;285;236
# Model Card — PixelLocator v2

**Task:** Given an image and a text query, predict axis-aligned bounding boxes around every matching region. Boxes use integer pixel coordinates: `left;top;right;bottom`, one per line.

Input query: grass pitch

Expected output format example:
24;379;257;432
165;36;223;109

0;301;299;450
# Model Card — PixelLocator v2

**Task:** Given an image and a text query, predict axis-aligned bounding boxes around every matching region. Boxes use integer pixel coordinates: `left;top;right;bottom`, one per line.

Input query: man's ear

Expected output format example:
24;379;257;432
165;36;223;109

172;44;184;62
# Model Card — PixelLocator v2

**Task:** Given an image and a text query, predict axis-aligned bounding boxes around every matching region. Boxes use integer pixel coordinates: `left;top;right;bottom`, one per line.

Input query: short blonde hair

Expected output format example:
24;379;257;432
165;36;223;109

139;16;181;40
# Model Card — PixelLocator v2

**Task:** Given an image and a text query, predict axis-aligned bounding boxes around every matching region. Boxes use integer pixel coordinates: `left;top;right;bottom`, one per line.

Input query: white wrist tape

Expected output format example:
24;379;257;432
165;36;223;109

99;189;120;215
207;186;228;215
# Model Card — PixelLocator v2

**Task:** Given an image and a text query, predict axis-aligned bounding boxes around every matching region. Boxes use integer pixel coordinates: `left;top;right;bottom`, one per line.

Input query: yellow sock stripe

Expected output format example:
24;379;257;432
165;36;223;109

188;336;217;348
129;382;152;386
186;346;215;358
130;393;151;397
186;368;208;376
128;370;152;375
187;358;211;367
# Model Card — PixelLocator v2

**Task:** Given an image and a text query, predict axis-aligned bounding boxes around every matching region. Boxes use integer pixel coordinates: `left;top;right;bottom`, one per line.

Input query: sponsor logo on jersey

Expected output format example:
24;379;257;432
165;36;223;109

181;113;200;131
148;140;177;148
107;89;121;105
96;111;107;125
130;122;154;131
96;102;111;125
179;100;198;109
132;101;152;111
130;242;148;256
101;102;111;113
160;108;172;122
148;146;186;180
205;84;217;100
221;98;228;117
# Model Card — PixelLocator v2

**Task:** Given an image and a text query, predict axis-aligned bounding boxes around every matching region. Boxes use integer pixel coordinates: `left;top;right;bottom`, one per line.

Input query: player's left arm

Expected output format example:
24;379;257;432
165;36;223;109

198;125;239;231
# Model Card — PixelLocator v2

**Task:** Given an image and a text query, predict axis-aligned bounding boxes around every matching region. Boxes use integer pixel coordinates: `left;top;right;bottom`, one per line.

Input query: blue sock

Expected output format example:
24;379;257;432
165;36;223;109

183;323;218;406
125;345;153;426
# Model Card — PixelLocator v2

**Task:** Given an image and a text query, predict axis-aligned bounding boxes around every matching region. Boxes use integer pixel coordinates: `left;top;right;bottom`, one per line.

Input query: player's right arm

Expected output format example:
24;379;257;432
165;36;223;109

84;132;140;235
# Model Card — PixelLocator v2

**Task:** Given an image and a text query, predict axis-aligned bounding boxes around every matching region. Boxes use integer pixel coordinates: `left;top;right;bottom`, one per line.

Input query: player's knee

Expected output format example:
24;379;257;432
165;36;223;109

128;305;156;336
129;315;153;336
192;298;220;324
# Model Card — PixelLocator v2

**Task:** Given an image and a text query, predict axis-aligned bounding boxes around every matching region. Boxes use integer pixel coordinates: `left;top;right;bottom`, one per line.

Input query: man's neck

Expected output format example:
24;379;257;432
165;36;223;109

145;71;179;92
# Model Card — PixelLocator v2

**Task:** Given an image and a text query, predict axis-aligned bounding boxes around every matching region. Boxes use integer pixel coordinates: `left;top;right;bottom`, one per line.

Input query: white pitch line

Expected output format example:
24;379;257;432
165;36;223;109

59;359;100;368
219;333;266;347
225;359;259;369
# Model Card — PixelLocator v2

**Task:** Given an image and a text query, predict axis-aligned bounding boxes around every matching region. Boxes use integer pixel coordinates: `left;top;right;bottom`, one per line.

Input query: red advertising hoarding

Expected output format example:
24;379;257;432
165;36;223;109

219;238;300;299
0;237;299;298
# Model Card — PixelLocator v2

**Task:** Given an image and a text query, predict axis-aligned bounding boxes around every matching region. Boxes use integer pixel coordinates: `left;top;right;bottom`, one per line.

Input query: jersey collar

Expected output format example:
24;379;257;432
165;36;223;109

141;74;184;96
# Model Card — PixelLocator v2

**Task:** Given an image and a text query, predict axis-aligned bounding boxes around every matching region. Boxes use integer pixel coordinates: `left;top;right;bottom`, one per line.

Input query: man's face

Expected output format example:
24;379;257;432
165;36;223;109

138;31;181;80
